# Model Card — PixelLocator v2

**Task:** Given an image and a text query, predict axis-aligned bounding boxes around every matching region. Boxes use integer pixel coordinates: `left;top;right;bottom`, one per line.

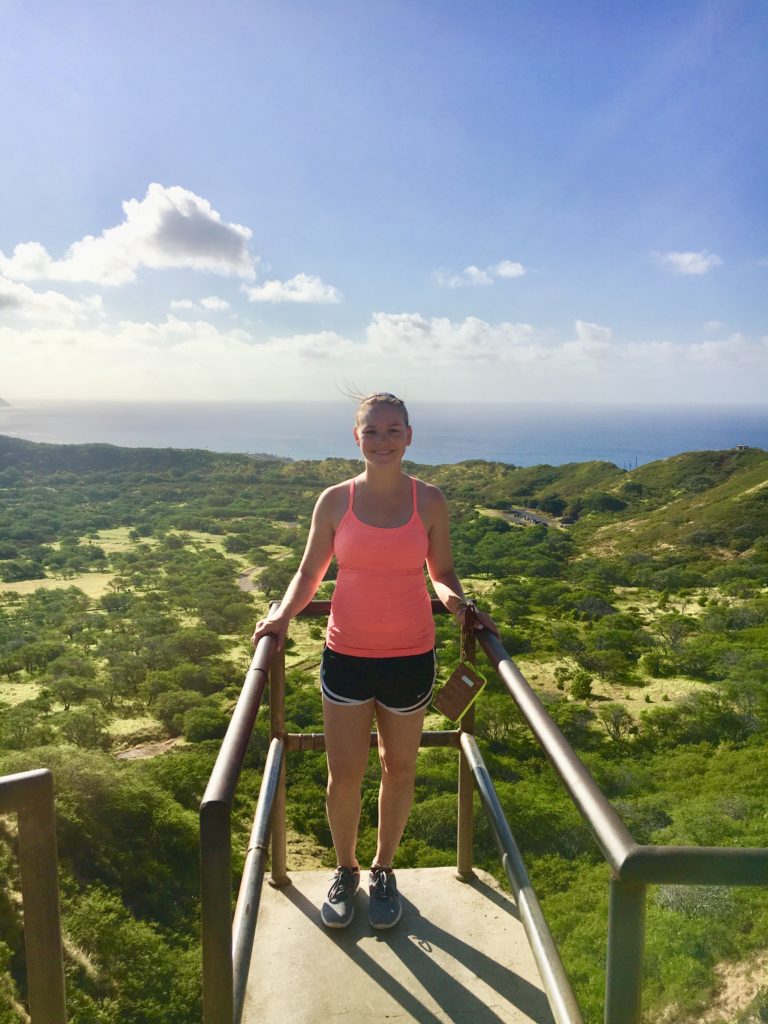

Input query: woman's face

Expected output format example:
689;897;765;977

353;403;412;465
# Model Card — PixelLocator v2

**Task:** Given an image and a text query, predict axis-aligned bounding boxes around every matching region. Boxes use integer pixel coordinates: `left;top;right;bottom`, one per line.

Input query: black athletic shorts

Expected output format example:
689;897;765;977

320;647;436;715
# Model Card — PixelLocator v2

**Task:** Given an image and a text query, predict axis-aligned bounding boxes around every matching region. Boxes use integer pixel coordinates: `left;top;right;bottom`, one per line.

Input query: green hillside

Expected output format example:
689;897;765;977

582;447;768;555
1;435;768;1023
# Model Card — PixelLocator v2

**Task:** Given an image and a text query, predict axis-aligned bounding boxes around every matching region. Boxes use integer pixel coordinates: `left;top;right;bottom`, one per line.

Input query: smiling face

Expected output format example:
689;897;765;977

353;402;412;465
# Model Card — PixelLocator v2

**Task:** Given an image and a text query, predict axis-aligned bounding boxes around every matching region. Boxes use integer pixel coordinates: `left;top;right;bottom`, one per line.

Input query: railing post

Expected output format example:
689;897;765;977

6;770;67;1024
268;605;289;887
200;801;233;1024
456;628;476;880
605;878;646;1024
199;637;273;1024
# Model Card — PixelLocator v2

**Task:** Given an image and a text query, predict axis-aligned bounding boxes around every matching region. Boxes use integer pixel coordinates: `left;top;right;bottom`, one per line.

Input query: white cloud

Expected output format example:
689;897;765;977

0;184;256;285
560;320;614;361
688;332;768;364
463;266;493;286
170;295;230;312
243;273;342;304
655;249;723;275
263;331;354;359
366;312;540;361
435;259;527;287
0;275;103;325
494;260;526;279
0;317;356;400
2;312;766;404
200;296;230;311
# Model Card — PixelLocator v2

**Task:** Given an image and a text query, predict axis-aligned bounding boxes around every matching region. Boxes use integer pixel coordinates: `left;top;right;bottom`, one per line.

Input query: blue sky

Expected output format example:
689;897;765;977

1;0;766;403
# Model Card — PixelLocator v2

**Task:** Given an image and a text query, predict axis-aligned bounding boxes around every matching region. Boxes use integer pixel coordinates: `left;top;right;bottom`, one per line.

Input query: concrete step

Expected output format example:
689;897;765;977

242;866;556;1024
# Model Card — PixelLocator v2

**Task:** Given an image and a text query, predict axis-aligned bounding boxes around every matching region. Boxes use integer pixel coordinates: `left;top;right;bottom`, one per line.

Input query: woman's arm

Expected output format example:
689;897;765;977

251;488;338;650
423;485;499;635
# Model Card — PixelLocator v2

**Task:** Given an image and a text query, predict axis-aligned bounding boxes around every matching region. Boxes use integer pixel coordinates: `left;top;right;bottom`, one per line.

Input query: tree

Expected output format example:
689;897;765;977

596;703;635;743
0;702;52;749
0;559;45;582
155;690;204;735
257;559;299;601
162;628;223;663
653;614;697;656
182;703;229;742
56;701;111;749
47;674;96;711
19;639;67;673
570;671;593;701
540;494;567;516
551;623;585;658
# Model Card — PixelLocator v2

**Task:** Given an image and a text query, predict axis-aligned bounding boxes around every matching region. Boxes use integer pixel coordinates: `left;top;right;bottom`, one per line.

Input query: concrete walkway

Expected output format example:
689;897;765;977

242;867;555;1024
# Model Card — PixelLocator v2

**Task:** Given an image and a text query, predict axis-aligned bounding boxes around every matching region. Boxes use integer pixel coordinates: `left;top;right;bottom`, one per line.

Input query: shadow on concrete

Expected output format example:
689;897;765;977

278;874;554;1024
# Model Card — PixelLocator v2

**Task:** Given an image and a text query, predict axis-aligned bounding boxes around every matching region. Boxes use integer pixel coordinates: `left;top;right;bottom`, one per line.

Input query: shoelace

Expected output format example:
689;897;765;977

370;869;390;901
328;868;356;903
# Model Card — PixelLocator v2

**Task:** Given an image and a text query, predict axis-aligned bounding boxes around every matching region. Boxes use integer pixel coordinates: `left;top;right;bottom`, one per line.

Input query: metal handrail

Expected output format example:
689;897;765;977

460;734;584;1024
201;599;767;1024
200;636;275;1024
0;769;66;1024
231;736;284;1024
476;631;637;873
475;629;768;1023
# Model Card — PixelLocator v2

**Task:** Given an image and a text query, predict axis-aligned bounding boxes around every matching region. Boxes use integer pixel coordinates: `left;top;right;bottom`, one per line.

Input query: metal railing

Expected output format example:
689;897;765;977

200;632;277;1024
474;629;768;1024
0;768;67;1024
200;600;768;1024
200;599;583;1024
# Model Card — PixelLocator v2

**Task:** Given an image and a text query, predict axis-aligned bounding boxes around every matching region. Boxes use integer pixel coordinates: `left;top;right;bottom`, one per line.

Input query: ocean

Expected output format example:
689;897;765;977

1;400;767;468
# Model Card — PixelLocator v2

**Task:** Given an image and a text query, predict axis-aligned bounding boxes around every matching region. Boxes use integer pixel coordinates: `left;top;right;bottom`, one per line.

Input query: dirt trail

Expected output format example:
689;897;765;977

115;737;184;760
237;566;258;592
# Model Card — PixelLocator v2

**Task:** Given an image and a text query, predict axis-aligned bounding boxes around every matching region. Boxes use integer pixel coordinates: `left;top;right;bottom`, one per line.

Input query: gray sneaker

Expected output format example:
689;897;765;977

368;867;402;930
321;867;360;928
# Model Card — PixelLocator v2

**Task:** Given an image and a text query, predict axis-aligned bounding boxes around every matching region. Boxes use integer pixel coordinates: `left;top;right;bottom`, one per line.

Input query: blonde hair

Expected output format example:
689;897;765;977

353;391;410;427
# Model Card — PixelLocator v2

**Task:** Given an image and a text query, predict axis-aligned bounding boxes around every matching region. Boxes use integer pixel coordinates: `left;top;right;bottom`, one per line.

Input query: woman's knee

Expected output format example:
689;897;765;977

378;749;417;782
327;762;367;792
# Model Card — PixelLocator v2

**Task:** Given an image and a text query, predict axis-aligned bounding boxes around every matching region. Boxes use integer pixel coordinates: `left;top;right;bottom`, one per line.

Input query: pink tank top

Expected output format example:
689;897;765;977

326;477;435;657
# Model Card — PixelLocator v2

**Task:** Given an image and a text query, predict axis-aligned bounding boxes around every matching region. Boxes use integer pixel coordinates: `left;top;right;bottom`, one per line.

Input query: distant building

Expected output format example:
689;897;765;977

734;444;749;451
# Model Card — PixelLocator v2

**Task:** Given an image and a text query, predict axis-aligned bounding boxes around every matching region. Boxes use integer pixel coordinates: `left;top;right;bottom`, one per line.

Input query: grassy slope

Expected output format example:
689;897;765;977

585;448;768;553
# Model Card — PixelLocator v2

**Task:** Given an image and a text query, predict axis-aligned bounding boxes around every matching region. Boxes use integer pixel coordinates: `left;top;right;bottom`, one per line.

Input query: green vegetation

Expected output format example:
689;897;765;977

1;434;767;1022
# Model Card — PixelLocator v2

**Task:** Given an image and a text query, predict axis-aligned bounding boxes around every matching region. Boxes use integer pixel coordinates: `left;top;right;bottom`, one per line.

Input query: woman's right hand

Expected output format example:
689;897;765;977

251;614;290;651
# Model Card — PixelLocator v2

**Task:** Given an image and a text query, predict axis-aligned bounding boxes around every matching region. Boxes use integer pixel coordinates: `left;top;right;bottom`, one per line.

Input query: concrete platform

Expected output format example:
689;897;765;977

242;867;555;1024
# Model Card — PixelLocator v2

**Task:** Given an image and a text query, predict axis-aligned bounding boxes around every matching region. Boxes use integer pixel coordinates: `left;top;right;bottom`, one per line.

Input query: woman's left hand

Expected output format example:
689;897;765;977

457;604;500;637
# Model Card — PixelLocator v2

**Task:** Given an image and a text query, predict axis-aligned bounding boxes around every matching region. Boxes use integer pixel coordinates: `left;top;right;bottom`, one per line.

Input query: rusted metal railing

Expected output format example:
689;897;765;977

200;599;469;1024
0;768;66;1024
200;599;768;1024
475;629;768;1024
200;635;276;1024
460;733;584;1024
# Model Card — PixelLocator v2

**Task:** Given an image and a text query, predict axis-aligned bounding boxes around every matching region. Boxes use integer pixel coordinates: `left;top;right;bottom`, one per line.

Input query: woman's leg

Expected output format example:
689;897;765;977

322;696;376;867
372;703;426;867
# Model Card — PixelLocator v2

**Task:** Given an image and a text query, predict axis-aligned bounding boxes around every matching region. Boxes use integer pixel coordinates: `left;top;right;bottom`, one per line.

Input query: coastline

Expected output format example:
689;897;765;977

1;399;767;468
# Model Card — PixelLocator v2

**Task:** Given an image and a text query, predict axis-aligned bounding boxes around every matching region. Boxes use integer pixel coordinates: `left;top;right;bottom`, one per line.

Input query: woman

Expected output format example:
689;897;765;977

251;392;497;930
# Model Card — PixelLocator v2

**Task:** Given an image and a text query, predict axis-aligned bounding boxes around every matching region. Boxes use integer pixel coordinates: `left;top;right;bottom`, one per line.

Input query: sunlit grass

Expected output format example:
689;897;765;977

0;572;114;598
90;526;137;552
178;530;228;552
0;679;41;706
